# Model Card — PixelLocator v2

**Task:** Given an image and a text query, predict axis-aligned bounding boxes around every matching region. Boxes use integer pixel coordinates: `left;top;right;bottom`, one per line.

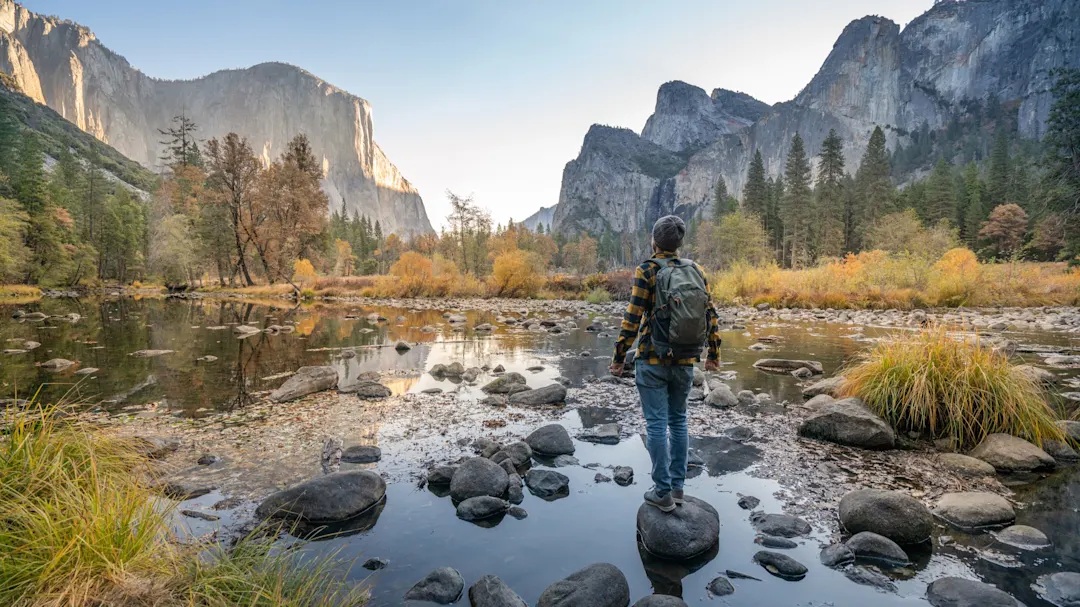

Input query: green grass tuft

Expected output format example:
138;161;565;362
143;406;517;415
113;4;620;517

584;287;612;304
838;325;1065;451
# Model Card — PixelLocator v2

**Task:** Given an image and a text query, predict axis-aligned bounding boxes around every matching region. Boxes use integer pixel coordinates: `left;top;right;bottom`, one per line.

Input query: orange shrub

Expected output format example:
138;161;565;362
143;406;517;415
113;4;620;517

291;258;318;288
489;249;544;298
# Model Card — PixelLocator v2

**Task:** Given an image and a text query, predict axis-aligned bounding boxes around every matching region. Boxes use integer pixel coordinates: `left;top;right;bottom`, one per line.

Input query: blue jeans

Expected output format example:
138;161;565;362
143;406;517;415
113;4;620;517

635;360;693;496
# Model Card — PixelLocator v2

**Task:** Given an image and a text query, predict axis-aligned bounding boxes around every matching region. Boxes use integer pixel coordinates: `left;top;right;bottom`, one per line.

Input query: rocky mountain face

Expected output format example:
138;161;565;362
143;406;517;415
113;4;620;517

521;205;556;232
0;0;432;235
550;0;1080;240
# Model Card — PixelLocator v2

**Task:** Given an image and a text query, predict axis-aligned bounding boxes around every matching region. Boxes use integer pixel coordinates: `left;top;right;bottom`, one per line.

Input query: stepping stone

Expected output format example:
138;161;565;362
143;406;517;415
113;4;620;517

845;531;909;565
752;551;807;580
926;577;1018;607
255;470;384;522
340;445;381;463
404;567;464;604
637;495;719;560
992;524;1050;550
934;492;1016;530
751;512;811;538
524;469;570;499
537;563;630;607
968;433;1055;472
839;489;934;544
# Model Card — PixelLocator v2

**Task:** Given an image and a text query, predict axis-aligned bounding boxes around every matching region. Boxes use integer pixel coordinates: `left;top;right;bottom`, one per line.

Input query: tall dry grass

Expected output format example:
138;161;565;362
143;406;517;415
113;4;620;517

837;325;1066;450
0;399;366;607
711;249;1080;309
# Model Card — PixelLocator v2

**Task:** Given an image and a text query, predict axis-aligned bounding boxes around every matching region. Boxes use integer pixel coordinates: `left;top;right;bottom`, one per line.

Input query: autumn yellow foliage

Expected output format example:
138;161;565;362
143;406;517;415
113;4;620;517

489;249;544;298
291;258;318;288
712;248;1080;309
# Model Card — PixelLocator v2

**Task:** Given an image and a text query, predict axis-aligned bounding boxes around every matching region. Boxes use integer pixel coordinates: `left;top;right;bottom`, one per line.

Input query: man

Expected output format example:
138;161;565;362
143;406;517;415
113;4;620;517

610;215;721;513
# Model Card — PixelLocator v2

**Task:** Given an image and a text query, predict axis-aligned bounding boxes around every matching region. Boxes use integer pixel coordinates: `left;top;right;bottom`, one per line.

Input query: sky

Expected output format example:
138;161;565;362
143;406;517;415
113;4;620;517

23;0;931;231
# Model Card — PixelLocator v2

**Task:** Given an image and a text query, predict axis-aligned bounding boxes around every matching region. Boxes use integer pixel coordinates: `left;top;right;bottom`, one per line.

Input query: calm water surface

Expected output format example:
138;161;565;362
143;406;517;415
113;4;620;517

3;296;1079;606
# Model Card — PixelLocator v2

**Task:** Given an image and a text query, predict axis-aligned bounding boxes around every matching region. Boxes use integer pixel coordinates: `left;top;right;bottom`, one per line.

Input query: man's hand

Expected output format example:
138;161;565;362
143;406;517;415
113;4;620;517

609;362;624;378
704;359;720;373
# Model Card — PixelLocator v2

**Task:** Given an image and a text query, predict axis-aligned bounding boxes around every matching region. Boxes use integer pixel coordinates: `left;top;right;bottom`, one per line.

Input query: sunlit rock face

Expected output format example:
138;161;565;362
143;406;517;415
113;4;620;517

0;0;432;235
552;0;1080;238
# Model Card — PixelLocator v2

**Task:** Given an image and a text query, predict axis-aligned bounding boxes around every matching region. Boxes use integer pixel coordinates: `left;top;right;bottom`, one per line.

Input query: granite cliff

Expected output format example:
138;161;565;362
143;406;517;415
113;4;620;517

0;0;432;235
550;0;1080;239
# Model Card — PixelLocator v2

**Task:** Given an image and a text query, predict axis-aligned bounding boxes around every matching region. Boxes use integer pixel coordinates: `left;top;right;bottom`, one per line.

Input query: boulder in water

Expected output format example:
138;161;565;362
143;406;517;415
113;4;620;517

469;575;527;607
524;469;570;499
404;567;464;604
926;577;1018;607
255;470;385;522
449;457;509;502
933;492;1015;530
798;398;895;450
637;495;719;560
536;563;630;607
270;366;338;402
456;496;510;521
968;433;1055;472
753;359;823;374
838;489;934;544
509;383;567;406
525;424;575;456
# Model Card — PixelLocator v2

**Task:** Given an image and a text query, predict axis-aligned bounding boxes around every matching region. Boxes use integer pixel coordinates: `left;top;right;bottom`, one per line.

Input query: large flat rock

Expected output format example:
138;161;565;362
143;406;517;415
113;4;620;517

926;577;1018;607
754;359;823;374
269;366;338;402
838;489;934;544
934;492;1016;529
968;433;1055;472
798;397;895;450
537;562;630;607
255;470;384;522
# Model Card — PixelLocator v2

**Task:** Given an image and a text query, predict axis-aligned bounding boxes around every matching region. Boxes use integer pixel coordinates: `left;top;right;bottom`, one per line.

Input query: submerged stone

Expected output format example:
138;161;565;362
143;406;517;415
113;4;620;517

752;551;807;580
270;366;338;402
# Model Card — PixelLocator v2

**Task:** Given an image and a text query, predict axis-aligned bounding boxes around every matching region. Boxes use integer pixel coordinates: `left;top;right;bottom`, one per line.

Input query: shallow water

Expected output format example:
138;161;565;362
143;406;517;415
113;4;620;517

4;296;1080;606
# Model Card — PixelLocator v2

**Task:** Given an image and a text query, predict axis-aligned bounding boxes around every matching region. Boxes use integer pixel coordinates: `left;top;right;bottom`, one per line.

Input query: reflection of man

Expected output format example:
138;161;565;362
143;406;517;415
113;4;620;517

610;216;722;513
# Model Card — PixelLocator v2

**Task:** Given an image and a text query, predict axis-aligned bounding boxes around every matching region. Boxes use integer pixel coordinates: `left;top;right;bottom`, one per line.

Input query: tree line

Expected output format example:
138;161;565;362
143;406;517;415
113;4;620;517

693;69;1080;270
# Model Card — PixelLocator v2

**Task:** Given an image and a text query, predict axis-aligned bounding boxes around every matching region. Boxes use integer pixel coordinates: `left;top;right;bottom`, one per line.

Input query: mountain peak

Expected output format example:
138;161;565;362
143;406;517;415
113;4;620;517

642;81;766;153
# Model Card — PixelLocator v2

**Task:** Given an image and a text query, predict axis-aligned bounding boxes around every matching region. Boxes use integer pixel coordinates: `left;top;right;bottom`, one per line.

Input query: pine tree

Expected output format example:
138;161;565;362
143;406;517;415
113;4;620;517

987;127;1011;207
814;129;846;258
1042;68;1080;257
782;133;812;267
744;150;768;220
853;126;894;250
768;177;785;255
158;113;201;169
713;177;730;219
14;133;48;216
924;157;956;224
962;161;985;246
536;222;544;235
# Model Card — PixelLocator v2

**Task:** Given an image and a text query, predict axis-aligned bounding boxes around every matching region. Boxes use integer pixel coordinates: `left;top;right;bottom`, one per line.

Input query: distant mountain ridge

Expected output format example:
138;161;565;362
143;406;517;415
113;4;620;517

0;0;433;235
548;0;1080;244
521;205;555;231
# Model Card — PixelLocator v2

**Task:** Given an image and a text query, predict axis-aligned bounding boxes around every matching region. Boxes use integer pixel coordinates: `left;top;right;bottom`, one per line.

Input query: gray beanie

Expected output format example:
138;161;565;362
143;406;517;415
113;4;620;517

652;215;685;252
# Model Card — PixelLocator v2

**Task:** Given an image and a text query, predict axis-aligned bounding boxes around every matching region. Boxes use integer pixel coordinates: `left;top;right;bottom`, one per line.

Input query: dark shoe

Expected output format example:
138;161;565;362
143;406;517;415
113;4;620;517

671;489;685;504
644;488;676;513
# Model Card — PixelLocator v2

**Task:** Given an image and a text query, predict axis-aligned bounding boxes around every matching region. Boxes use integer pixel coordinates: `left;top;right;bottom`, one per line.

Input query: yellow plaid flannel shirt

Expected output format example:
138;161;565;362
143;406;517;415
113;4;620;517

612;251;722;366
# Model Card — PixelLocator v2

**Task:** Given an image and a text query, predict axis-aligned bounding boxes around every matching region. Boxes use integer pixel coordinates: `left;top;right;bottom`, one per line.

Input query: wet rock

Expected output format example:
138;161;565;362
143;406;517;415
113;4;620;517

179;508;220;521
506;441;533;467
40;358;75;371
341;445;381;463
350;382;392;399
938;453;997;477
339;350;355;359
1046;355;1080;367
496;457;517;475
480;395;507;406
362;557;388;570
751;512;811;538
839;489;934;544
493;364;506;373
993;524;1050;550
196;454;220;466
737;390;756;406
475;323;494;332
755;393;774;406
483;372;529;394
756;535;798;549
463;367;481;383
509;383;568;406
791;367;813;378
508;506;528;519
934;492;1015;529
270;366;338;402
211;497;242;510
708;576;735;596
705;383;738;408
753;359;823;374
798;397;895;450
843;566;897;592
450;457;509;502
525;424;575;456
595;473;612;483
1057;420;1080;443
256;470;385;522
195;355;217;362
551;454;580;467
637;495;720;560
737;495;760;510
926;577;1018;607
687;388;704;402
1014;364;1056;384
753;551;807;580
579;423;621;445
394;340;411;351
448;314;468;324
687;449;705;468
233;325;260;334
968;433;1055;472
536;562;630;607
507;474;524;504
632;596;687;607
427;465;457;485
469;575;527;607
421;325;437;333
1044;439;1079;462
404;567;464;604
845;531;909;564
802;376;846;397
819;543;854;568
456;496;510;521
1035;572;1080;607
613;466;634;486
525;469;570;499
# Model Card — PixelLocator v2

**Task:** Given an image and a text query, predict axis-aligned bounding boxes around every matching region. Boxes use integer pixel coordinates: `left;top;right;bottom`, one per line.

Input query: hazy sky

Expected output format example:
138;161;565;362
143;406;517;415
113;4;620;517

24;0;930;230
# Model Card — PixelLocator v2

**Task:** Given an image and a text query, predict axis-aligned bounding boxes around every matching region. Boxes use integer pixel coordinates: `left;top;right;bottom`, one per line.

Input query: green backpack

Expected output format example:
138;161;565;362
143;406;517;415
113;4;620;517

648;257;710;360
